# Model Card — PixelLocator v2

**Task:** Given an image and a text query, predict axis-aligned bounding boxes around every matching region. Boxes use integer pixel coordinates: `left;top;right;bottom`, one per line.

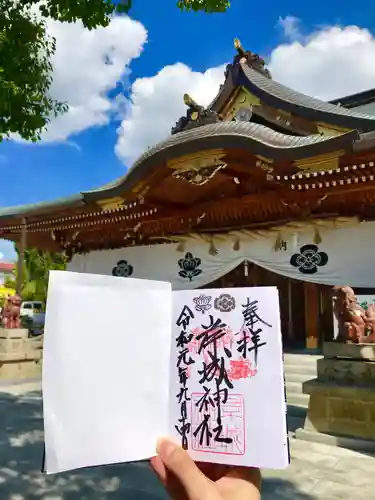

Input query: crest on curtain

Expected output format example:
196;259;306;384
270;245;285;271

290;244;328;274
177;252;203;281
112;260;134;278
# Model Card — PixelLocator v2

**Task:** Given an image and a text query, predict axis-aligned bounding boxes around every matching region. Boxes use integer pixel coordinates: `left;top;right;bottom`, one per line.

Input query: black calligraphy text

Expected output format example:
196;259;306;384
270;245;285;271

175;305;195;449
238;298;270;365
193;314;233;448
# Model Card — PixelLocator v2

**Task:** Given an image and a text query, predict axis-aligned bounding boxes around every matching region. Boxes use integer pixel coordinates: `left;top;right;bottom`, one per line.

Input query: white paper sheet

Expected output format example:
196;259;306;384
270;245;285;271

170;287;289;470
43;271;172;474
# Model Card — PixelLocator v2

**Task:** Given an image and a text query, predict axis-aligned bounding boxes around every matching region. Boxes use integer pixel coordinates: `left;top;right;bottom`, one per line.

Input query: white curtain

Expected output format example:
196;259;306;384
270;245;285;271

68;219;375;289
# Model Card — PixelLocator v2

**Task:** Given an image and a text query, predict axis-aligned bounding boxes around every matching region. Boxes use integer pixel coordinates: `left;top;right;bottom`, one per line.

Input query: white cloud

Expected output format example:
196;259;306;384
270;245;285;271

0;240;16;262
115;63;226;164
12;13;375;165
277;16;302;41
14;14;147;143
269;24;375;100
116;23;375;165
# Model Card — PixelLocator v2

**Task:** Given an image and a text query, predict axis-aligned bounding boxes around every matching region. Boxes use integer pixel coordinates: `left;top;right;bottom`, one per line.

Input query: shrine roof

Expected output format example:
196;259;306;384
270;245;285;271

3;40;375;227
235;64;375;131
171;39;375;137
0;194;84;221
1;125;375;223
330;88;375;109
83;121;360;200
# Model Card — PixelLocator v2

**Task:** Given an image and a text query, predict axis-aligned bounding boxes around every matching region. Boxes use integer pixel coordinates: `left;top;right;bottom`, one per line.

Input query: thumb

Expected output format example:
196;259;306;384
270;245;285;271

156;439;217;500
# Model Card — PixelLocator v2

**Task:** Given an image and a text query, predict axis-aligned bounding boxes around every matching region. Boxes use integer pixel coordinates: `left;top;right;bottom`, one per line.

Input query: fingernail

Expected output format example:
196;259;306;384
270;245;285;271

156;438;178;459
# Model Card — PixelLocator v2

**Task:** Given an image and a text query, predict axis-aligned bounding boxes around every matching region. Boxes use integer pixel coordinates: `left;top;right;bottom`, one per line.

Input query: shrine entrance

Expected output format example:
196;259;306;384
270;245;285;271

201;262;334;351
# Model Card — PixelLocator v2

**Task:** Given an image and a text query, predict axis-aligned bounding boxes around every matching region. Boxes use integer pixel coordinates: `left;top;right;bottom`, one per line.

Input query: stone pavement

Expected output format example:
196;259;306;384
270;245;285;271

1;382;375;500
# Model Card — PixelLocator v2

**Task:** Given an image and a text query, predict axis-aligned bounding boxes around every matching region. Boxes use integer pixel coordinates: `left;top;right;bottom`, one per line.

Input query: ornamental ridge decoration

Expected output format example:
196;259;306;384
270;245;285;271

224;38;271;80
171;93;221;135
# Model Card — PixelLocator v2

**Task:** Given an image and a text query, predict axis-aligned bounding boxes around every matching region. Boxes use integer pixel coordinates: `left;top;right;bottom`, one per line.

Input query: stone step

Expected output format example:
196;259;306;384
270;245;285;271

284;371;316;384
286;380;305;395
284;356;319;373
283;363;319;374
295;428;375;454
282;354;317;411
283;362;317;376
283;353;321;367
286;392;310;408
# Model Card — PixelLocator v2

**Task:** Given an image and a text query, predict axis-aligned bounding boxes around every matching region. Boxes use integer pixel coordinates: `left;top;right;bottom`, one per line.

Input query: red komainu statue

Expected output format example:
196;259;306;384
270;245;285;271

332;286;375;343
1;295;22;329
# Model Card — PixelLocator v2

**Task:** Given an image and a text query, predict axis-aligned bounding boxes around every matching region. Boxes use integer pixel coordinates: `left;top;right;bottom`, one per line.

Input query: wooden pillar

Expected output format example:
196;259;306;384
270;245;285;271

16;218;27;296
304;281;320;349
287;279;294;342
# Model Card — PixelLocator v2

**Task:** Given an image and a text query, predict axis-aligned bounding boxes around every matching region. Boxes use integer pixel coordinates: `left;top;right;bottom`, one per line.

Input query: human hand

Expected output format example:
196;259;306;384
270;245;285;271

150;438;261;500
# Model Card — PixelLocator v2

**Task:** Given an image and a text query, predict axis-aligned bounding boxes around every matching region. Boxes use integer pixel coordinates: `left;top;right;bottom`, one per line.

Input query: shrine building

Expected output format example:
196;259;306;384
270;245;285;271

4;39;375;351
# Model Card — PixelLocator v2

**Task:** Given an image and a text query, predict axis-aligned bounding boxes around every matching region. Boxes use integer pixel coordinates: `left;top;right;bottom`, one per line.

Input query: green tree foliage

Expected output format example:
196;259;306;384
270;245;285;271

0;0;230;142
4;248;66;302
177;0;230;12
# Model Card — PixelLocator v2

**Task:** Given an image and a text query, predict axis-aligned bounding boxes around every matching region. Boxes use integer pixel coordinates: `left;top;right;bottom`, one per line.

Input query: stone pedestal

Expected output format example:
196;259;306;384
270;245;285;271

0;328;42;380
296;342;375;452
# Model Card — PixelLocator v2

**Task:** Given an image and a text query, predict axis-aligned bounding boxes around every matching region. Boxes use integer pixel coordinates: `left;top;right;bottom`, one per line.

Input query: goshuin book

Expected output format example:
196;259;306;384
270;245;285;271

42;271;289;474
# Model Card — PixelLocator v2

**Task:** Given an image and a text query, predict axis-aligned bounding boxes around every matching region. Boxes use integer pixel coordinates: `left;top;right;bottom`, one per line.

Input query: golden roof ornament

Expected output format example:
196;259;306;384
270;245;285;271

183;93;197;107
171;93;220;134
183;93;200;120
234;38;246;59
231;37;271;79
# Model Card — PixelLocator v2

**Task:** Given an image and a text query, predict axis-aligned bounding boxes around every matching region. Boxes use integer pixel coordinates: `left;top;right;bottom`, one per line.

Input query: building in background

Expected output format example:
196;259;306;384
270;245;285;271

331;88;375;115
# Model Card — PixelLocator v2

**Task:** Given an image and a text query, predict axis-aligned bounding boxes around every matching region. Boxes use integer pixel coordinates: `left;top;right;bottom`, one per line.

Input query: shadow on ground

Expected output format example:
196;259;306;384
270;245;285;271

1;390;314;500
287;404;307;434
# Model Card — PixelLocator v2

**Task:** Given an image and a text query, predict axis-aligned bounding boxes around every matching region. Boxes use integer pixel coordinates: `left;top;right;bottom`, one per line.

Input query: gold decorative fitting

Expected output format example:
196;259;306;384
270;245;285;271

234;38;246;58
256;159;274;174
294;151;343;173
224;88;260;120
168;149;225;171
172;164;226;186
183;93;198;108
316;124;349;136
169;150;227;186
234;38;241;50
97;196;125;211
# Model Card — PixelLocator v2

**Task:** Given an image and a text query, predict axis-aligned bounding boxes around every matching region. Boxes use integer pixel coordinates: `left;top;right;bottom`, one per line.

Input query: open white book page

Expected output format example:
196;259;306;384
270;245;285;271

170;287;289;470
43;271;172;474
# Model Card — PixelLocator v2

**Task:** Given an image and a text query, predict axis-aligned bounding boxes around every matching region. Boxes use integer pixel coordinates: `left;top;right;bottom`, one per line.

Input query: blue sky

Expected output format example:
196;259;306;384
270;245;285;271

1;0;375;261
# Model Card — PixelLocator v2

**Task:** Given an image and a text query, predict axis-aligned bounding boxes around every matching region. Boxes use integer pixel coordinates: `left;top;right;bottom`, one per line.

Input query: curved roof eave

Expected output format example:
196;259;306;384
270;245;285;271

83;121;360;201
239;64;375;132
0;194;84;222
0;122;372;223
